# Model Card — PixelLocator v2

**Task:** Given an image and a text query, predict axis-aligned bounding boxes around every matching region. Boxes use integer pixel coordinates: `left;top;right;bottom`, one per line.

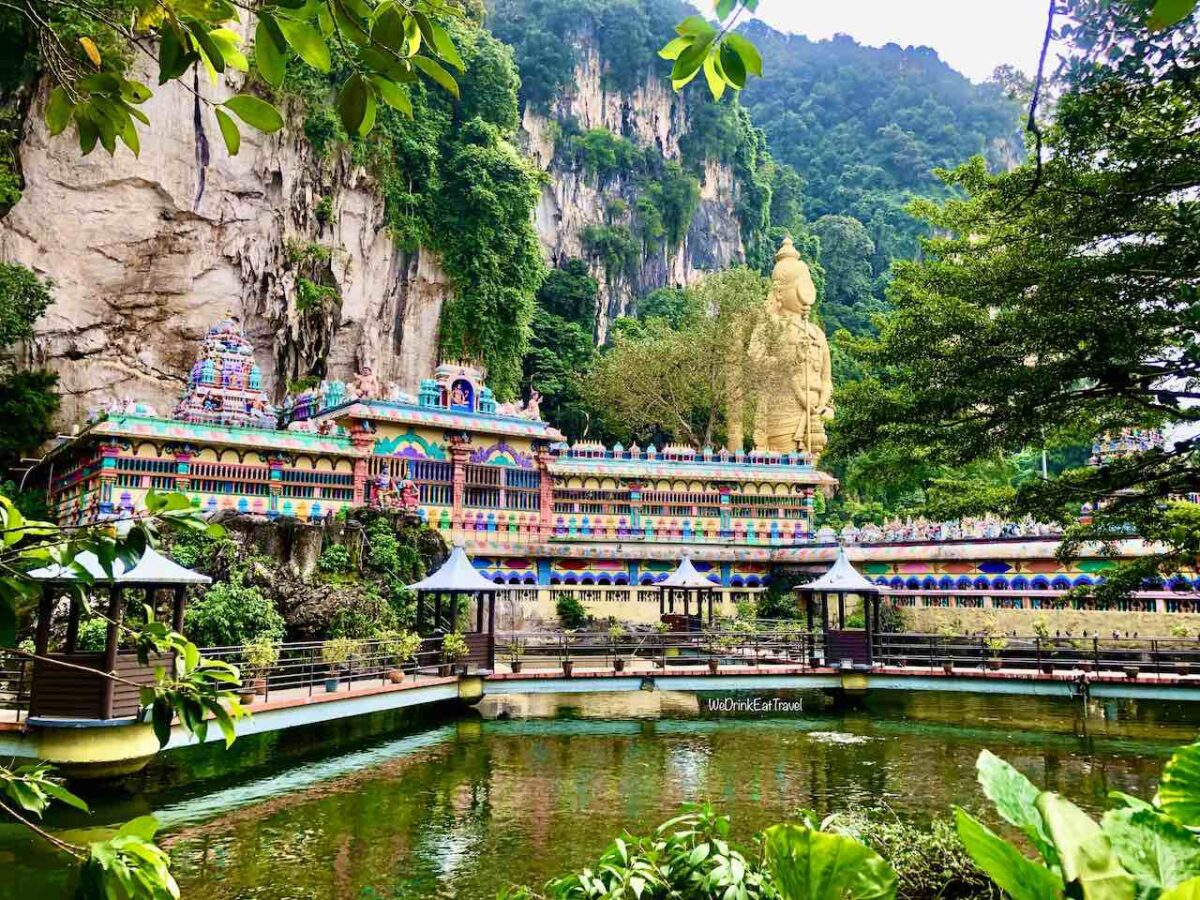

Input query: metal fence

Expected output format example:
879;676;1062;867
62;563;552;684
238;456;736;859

874;632;1200;676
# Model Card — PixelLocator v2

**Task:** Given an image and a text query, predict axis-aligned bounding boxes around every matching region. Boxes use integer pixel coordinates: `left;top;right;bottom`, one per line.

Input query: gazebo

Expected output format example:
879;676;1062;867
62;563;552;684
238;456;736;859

657;555;718;629
407;544;505;669
795;546;883;668
27;546;211;721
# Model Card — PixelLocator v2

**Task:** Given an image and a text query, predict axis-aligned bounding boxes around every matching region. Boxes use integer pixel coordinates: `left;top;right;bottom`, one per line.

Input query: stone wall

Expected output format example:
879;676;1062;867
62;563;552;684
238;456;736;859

901;606;1200;638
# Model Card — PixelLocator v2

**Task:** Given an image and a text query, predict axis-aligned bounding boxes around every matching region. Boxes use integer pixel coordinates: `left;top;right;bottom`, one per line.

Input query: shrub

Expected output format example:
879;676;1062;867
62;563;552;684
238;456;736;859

555;593;588;629
184;578;285;648
830;812;997;900
321;637;360;669
317;544;352;575
441;631;469;662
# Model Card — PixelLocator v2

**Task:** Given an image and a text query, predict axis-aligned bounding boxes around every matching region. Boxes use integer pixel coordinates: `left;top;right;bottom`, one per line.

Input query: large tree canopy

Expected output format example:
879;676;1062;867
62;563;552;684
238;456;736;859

832;0;1200;592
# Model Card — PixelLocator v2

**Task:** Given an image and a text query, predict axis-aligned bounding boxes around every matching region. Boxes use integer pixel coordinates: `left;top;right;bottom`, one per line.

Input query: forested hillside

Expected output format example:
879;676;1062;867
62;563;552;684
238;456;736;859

738;21;1025;278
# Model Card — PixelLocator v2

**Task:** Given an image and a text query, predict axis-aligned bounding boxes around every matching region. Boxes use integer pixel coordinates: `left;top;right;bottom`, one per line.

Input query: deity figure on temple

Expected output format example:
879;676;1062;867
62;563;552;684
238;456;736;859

727;236;833;460
351;366;381;400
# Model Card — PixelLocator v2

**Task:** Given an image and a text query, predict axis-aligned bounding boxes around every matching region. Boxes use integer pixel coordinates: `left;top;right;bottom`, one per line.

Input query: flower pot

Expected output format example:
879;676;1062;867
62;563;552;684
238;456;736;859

510;659;523;674
562;660;574;677
324;677;340;693
1040;663;1054;675
942;661;954;675
438;663;452;677
237;689;257;705
987;659;1002;671
707;658;719;674
613;657;625;672
1176;663;1191;677
386;669;406;684
253;677;267;696
1125;666;1140;680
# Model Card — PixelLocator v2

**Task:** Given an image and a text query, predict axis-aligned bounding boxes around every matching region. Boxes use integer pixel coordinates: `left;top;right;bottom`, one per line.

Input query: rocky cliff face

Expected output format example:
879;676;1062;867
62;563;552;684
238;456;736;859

0;37;743;427
525;44;745;339
0;58;451;427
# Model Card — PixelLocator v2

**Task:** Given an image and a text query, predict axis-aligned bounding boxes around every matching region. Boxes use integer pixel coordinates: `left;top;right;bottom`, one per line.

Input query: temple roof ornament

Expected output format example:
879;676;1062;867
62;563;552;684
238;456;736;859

174;313;277;430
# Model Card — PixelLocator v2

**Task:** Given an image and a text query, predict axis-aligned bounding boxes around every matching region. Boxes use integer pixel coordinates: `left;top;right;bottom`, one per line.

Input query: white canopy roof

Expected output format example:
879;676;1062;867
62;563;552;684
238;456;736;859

659;555;718;589
28;546;211;586
799;546;880;594
407;544;508;592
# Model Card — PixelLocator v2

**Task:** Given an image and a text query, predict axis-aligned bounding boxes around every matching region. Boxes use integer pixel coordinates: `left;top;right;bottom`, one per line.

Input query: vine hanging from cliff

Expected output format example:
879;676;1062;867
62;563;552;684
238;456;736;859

284;19;544;400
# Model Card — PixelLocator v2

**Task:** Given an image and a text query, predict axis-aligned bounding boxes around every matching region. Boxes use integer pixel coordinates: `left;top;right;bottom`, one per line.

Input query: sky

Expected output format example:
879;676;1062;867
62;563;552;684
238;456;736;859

714;0;1054;83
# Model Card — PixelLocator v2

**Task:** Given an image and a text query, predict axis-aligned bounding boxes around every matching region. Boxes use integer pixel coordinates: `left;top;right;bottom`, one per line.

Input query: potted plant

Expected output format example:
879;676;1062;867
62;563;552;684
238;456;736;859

506;637;525;674
380;630;423;683
985;635;1009;671
1124;665;1140;680
321;637;359;692
238;635;280;703
560;629;576;677
440;631;469;676
609;623;626;672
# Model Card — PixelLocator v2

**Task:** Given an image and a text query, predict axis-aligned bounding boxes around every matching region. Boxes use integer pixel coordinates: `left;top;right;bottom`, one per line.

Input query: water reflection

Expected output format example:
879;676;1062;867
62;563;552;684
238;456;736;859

0;690;1195;900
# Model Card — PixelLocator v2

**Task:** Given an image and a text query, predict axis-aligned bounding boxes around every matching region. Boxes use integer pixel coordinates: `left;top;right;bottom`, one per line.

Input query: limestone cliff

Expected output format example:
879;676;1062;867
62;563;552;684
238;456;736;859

0;58;452;428
0;36;744;426
525;44;745;340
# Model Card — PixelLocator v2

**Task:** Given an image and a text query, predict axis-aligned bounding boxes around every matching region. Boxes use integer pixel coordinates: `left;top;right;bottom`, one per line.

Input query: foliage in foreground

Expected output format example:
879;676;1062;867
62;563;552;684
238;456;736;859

0;490;247;898
503;739;1200;900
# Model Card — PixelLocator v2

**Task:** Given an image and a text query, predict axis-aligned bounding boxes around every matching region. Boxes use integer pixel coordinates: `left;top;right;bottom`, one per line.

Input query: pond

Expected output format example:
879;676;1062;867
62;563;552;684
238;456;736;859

2;689;1197;899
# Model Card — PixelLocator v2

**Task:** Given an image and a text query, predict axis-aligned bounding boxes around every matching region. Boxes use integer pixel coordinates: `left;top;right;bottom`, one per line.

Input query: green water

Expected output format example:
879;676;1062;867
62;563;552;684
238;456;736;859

3;689;1198;899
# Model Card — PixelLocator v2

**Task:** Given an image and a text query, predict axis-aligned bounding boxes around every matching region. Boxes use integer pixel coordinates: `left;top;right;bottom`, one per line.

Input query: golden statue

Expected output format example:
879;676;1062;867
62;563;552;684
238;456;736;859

727;237;833;460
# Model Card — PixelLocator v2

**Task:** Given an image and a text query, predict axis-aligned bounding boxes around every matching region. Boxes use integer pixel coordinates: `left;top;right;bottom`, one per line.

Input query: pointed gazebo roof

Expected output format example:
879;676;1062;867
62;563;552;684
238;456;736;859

27;546;211;586
407;544;508;592
799;546;880;594
659;555;718;589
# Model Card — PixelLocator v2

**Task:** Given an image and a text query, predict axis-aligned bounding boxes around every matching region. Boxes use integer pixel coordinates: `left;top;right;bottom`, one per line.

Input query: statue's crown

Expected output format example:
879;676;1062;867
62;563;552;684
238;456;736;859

775;237;801;263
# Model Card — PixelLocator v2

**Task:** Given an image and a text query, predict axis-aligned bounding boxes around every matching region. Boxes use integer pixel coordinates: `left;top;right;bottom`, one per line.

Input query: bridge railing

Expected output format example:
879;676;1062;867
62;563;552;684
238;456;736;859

494;628;825;672
0;651;30;723
874;632;1200;676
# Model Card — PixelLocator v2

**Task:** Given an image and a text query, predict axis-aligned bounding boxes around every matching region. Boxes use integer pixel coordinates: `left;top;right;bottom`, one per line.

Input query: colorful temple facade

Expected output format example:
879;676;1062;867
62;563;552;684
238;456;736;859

45;317;836;587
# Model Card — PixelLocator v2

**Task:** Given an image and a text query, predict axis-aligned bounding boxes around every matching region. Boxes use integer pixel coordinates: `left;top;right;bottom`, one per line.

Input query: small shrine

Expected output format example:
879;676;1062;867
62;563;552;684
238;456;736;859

174;314;277;429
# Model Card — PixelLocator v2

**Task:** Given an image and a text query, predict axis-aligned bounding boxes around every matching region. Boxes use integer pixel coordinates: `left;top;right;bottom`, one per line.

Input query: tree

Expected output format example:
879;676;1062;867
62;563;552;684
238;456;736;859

0;264;59;475
832;0;1200;595
584;267;771;448
812;214;884;337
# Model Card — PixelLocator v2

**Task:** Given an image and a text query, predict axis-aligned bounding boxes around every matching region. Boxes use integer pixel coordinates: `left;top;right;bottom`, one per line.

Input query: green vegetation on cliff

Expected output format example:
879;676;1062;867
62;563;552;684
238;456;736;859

284;18;544;399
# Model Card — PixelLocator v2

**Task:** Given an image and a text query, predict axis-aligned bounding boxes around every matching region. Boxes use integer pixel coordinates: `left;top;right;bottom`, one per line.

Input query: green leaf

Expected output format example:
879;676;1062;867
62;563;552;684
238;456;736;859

671;34;715;86
1160;743;1200;826
1148;0;1197;30
0;598;16;647
116;815;160;842
1102;808;1200;891
41;780;91;814
702;55;726;101
411;55;459;98
338;73;371;137
254;17;286;87
222;94;283;133
274;15;330;73
976;750;1059;867
954;808;1064;900
1162;878;1200;900
427;20;464;71
188;24;226;75
719;42;746;89
658;36;691;61
724;33;763;77
369;76;412;116
45;87;75;136
763;823;898;900
715;0;737;19
675;14;717;38
1037;792;1135;900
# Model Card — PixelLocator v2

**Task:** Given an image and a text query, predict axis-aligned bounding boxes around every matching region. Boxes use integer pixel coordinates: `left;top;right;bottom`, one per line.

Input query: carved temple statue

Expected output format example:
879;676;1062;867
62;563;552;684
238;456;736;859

726;237;834;460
